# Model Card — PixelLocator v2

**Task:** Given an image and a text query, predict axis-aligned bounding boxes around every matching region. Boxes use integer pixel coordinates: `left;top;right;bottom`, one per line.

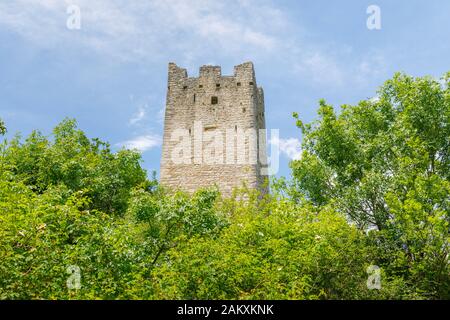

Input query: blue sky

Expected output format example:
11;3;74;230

1;0;449;179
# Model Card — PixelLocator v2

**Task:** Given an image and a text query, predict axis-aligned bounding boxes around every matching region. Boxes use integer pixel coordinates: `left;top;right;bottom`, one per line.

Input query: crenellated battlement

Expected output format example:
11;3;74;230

199;65;222;78
168;62;256;82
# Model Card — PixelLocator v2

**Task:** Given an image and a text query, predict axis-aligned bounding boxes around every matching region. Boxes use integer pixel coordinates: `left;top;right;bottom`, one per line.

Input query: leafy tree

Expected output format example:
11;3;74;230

151;190;411;299
0;178;149;299
291;72;450;298
2;118;148;215
127;187;227;267
0;119;159;299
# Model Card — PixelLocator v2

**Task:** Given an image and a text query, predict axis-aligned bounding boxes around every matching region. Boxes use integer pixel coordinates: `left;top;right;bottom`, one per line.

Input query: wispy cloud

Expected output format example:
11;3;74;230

157;107;165;125
293;52;345;87
0;0;282;61
118;134;162;152
122;95;163;153
270;136;302;160
129;104;148;126
0;0;388;87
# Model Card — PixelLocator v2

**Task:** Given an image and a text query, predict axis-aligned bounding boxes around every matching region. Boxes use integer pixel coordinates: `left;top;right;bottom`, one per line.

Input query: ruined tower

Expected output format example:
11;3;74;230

160;62;268;197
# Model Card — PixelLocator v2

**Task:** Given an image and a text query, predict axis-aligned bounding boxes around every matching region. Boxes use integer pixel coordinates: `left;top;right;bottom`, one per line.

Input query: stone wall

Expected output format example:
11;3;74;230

160;61;268;197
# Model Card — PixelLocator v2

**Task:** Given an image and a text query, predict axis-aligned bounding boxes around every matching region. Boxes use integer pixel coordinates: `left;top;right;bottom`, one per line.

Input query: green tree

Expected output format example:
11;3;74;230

0;177;151;299
151;190;407;299
0;119;154;299
2;118;149;215
127;187;227;267
291;72;450;298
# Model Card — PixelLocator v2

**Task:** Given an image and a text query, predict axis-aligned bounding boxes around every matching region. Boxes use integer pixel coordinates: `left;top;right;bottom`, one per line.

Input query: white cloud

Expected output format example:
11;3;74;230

129;104;148;126
356;52;388;85
0;0;283;62
0;0;388;88
122;95;163;152
118;134;162;152
270;136;302;160
293;52;345;86
157;107;165;125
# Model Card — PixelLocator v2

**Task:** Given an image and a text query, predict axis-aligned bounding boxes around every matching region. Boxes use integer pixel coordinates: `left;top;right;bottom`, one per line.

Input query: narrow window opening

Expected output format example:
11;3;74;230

199;84;203;88
193;94;196;103
237;82;241;86
235;125;237;131
242;108;246;113
211;96;218;105
249;81;254;86
204;126;217;132
183;85;188;90
189;128;191;135
216;83;220;88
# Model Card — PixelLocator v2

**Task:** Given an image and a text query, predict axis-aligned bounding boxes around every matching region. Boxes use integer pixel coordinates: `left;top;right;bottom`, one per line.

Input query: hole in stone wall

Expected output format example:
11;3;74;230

216;83;220;88
204;125;217;131
242;108;246;113
211;96;218;105
237;82;241;86
249;81;254;86
193;94;196;103
183;85;188;90
199;84;203;88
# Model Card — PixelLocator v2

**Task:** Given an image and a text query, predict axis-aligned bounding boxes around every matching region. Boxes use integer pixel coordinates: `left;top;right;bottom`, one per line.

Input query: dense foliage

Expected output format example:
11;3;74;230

0;73;448;300
290;72;449;298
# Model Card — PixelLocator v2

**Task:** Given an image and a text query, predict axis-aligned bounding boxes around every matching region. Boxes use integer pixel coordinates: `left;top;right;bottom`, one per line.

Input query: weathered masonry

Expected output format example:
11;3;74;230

160;62;268;197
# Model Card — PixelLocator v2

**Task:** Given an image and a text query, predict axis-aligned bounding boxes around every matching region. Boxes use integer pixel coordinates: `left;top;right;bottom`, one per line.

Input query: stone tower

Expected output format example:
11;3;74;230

160;61;268;197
